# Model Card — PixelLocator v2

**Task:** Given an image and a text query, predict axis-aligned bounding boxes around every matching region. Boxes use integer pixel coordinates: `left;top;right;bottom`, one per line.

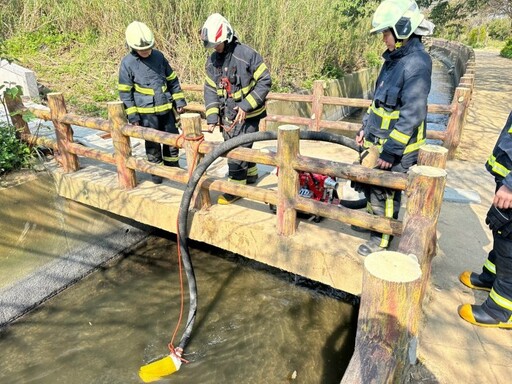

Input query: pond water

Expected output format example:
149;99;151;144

0;177;357;384
0;56;455;384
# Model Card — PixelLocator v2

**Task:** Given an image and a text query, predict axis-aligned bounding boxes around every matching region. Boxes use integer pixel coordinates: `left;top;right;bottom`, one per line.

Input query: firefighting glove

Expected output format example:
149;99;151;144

350;180;368;194
486;205;512;237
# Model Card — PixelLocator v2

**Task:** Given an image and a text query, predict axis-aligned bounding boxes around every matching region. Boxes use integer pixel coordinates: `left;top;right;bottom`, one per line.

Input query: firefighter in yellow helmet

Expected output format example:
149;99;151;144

458;111;512;329
354;0;435;256
118;21;187;184
200;13;272;205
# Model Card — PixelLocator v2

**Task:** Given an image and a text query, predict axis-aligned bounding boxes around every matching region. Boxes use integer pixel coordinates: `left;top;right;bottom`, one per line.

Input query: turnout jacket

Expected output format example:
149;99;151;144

204;39;271;125
363;37;432;164
118;49;186;124
486;111;512;189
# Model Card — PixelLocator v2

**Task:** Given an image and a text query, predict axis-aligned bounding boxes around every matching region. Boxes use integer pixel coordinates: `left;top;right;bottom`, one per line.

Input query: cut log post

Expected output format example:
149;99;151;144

444;87;472;159
47;92;79;172
3;90;31;139
311;80;324;132
459;74;475;88
108;101;136;189
277;125;300;236
181;112;210;209
341;251;422;384
399;165;447;297
417;144;448;169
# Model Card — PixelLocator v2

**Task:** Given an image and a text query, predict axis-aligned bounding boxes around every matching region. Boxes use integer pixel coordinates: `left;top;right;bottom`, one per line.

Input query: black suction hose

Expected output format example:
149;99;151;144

176;130;358;351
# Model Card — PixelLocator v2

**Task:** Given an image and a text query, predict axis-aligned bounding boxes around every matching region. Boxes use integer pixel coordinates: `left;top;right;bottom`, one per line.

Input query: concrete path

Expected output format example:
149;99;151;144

418;49;512;383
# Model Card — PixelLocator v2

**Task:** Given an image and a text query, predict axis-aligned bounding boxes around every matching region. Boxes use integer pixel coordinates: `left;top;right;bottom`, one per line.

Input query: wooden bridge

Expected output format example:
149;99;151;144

5;38;475;383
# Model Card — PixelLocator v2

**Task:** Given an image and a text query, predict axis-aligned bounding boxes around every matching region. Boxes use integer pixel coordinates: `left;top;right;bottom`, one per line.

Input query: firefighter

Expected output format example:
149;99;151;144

354;0;435;256
200;13;272;204
458;111;512;329
118;21;187;184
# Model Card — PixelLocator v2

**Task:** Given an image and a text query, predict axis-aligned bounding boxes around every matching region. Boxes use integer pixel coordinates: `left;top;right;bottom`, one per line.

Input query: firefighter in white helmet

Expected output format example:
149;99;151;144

200;13;272;205
353;0;435;256
118;21;187;184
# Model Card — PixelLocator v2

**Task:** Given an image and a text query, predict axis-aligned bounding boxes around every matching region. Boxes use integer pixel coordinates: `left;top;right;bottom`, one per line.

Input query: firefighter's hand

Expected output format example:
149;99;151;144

355;129;364;146
494;184;512;209
376;158;393;170
234;107;246;124
207;124;216;133
176;107;184;114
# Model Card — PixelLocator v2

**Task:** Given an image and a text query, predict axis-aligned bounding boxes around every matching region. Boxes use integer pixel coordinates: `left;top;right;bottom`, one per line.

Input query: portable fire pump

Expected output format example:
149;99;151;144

269;171;340;222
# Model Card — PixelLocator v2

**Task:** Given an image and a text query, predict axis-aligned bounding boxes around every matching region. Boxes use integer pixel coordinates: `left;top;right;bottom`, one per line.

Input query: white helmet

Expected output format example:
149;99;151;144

370;0;425;40
125;21;154;51
200;13;234;48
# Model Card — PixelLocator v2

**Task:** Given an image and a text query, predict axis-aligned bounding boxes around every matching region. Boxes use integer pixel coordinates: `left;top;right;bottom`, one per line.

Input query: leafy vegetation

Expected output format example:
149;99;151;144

0;0;383;116
419;0;512;48
1;0;511;120
0;86;34;175
501;38;512;58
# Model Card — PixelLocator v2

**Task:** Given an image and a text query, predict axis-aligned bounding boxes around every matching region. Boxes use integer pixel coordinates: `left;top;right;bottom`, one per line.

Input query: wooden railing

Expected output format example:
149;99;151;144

180;57;474;160
5;37;476;383
10;92;449;238
9;88;449;383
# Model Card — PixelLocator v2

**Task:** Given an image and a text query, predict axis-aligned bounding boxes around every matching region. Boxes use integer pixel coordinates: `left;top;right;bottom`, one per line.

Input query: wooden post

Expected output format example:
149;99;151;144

277;125;300;236
181;112;210;209
459;75;475;88
3;91;31;139
260;117;267;131
108;101;136;189
417;144;448;169
399;166;447;286
47;92;79;172
341;251;422;384
443;87;471;160
311;80;324;132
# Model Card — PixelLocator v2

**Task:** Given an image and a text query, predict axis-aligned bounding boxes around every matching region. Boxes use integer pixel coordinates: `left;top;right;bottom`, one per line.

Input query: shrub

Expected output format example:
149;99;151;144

467;26;487;48
487;18;512;41
0;121;33;175
501;38;512;59
0;86;34;175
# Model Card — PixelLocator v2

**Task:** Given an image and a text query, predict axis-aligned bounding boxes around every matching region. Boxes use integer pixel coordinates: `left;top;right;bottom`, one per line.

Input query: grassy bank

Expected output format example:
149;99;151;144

0;0;382;116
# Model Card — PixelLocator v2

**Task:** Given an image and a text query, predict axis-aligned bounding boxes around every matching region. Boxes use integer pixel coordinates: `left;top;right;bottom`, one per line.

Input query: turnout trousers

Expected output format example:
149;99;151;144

221;117;260;182
481;229;512;322
141;112;180;165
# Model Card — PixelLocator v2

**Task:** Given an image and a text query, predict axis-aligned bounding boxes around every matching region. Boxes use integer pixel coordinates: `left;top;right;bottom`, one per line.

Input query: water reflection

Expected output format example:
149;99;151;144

0;231;356;383
427;60;455;140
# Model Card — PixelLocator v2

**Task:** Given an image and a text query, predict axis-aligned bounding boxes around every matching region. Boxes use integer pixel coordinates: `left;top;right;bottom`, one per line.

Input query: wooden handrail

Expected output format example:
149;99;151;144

8;90;451;384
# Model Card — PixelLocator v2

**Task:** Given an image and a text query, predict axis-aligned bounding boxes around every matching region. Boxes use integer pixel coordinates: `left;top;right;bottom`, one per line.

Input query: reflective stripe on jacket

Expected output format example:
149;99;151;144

486;111;512;189
204;39;271;125
118;50;186;123
363;37;431;161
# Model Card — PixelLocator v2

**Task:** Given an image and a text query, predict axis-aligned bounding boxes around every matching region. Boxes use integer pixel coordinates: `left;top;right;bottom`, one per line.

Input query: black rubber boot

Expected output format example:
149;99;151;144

458;304;512;328
459;271;493;291
247;174;258;184
357;240;386;257
164;161;180;168
351;225;370;233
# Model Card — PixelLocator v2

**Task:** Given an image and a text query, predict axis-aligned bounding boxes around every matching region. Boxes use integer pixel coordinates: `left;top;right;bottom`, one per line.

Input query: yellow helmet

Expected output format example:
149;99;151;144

200;13;234;48
125;21;154;51
370;0;425;40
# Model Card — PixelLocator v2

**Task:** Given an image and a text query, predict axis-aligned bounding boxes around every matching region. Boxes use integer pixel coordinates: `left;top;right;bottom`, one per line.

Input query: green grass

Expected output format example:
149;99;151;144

1;0;382;116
